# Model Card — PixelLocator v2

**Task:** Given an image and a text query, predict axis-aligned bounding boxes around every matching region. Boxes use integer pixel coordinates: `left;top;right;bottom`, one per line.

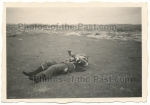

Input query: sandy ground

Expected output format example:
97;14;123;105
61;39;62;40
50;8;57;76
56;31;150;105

6;32;141;98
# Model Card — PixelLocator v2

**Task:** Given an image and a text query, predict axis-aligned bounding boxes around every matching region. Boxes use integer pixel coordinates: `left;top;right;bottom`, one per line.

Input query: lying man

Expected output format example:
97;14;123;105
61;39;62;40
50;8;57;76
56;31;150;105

23;50;88;83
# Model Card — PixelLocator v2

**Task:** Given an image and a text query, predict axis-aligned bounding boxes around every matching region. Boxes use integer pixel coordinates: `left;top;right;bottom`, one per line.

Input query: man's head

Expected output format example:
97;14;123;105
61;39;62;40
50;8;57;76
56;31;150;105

75;54;88;66
67;50;88;66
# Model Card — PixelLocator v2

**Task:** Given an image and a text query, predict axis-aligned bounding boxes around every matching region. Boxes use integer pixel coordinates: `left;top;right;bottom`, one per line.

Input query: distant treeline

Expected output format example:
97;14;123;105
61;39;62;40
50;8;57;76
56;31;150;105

116;24;141;32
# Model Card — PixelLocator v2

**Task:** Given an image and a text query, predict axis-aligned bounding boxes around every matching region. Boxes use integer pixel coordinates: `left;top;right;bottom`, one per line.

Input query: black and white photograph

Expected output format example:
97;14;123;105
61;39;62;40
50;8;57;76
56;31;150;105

2;2;148;102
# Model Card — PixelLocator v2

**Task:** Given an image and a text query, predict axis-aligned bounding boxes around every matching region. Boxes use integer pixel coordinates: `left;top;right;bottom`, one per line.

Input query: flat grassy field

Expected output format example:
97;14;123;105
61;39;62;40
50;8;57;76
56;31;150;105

6;31;141;98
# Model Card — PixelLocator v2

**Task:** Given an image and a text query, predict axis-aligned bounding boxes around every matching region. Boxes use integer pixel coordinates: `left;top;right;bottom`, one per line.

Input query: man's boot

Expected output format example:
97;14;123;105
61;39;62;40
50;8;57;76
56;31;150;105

23;66;43;77
29;72;46;83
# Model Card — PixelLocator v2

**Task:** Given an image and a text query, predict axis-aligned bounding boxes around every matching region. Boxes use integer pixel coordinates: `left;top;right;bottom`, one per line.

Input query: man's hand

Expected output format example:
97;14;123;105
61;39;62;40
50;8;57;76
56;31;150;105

68;50;72;56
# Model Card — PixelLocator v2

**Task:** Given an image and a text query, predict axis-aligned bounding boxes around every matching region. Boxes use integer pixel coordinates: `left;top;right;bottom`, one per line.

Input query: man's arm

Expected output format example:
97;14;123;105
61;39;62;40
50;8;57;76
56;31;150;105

75;66;87;72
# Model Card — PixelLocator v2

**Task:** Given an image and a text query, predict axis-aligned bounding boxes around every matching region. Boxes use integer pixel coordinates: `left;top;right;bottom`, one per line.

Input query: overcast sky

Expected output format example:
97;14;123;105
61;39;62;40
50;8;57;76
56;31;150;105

6;7;141;24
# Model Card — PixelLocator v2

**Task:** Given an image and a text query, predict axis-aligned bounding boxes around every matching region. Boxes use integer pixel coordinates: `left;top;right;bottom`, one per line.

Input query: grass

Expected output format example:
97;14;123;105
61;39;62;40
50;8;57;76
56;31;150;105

6;31;141;98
